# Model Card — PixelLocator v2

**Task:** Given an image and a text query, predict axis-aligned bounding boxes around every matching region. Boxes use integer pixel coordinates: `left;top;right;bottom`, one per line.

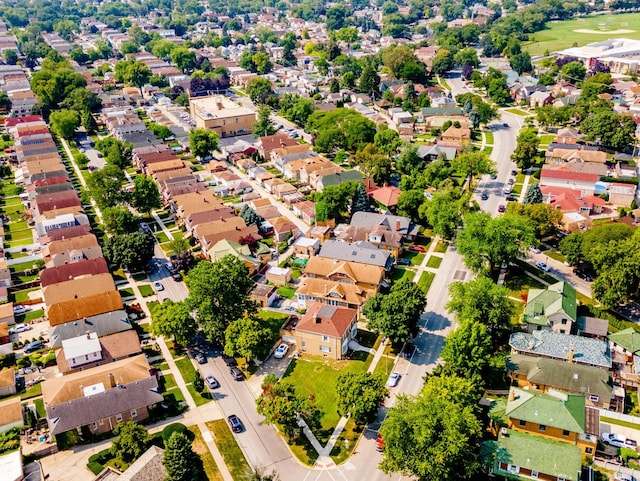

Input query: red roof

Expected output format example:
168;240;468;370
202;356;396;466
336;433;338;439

5;115;44;127
370;185;402;207
40;258;110;287
540;167;599;183
297;302;356;338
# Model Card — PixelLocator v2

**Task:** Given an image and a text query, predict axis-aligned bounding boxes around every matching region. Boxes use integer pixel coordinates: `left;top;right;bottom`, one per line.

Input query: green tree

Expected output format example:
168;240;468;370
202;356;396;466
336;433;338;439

103;232;155;272
49;109;80;139
381;45;418;78
580;110;636;151
148;122;173;140
396;190;424;222
193;371;204;392
186;256;258;342
487;78;510;104
86;164;126;209
246;77;273;104
189;128;219;159
363;279;426;344
356;143;392;186
336;372;387;423
239;205;264;226
446;276;514;333
431;48;454;76
170;47;196;73
511;127;540;170
419;188;471;239
510;52;532;75
110;421;149;463
256;376;312;441
395;143;423;175
115;60;151;94
253;105;276;138
163;432;206;481
456;212;536;274
314;181;358;222
168;237;190;257
453;47;479;68
358;63;380;96
561;61;586;82
131;175;161;214
307;108;376;153
4;49;18;65
102;206;138;235
0;91;11;112
351;182;372;214
450;151;495;191
373;125;401;156
441;321;492;383
508;202;562;238
224;317;272;363
252;51;273;74
523;183;543;204
82;109;98;133
151;300;198;346
379;375;482;480
559;232;584;266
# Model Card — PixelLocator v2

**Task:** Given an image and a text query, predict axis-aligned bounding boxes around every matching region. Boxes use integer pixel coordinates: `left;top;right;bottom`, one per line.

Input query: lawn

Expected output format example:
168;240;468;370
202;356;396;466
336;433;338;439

546;250;566;263
175;357;197;383
426;256;442;269
504;108;531;117
277;285;296;299
164;387;185;404
523;13;640;56
139;284;154;297
15;309;44;323
389;267;415;283
434;240;448;253
372;354;397;381
417;271;436;293
132;273;148;282
257;310;289;336
187;385;213;406
206;420;251;481
160;373;177;391
538;134;555;147
283;355;372;444
401;250;424;266
484;130;494;145
155;231;171;244
34;398;46;419
503;267;545;300
329;418;365;464
118;288;135;298
13;287;39;303
188;425;223;481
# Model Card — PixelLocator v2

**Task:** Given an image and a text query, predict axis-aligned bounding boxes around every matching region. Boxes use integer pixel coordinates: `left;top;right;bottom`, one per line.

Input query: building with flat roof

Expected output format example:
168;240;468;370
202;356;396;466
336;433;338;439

189;95;256;138
557;38;640;74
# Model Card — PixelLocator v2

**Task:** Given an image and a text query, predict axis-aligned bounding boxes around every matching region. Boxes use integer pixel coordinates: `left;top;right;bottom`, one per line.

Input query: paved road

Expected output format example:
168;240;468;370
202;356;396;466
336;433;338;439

147;248;189;302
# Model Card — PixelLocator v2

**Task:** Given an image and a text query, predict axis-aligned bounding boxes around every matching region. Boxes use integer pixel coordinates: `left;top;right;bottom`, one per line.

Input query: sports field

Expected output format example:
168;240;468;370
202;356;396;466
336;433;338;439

523;13;640;56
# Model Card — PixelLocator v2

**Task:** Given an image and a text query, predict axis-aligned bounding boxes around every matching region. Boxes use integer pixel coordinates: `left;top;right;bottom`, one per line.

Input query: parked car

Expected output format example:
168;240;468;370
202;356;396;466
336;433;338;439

13;305;31;315
490;173;498;180
154;282;164;291
397;258;411;266
205;375;219;389
529;246;541;254
408;245;425;253
222;355;237;367
24;340;43;353
504;187;512;195
506;195;518;202
511;170;518;176
601;433;627;448
9;323;31;334
230;366;244;381
227;414;243;433
195;353;207;364
535;261;551;272
625;438;638;449
497;205;506;213
274;343;289;359
480;191;489;201
508;178;515;185
172;273;183;282
386;372;401;388
503;123;509;128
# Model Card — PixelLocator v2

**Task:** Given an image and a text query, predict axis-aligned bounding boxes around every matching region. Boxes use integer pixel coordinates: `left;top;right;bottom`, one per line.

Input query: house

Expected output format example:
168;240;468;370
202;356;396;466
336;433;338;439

609;328;640;389
189;95;256;137
0;367;16;397
440;126;471;143
540;186;606;215
0;397;22;433
316;170;364;192
43;273;116;309
283;302;357;360
509;331;611;369
319;240;391;269
0;303;14;326
545;148;607;165
502;387;598;456
416;143;457;162
171;191;226;219
338;212;419;258
292;237;320;258
271;217;302;243
576;316;608;339
42;354;164;436
554;127;579;144
523;282;577;334
539;167;599;195
291;200;316;224
529;90;555;108
49;310;131;348
258;133;299;160
266;266;292;286
609;182;636;207
0;450;24;481
506;353;614;410
94;445;167;481
480;430;582;481
208;239;261;275
250;283;278;308
56;330;141;374
47;290;123;327
42;234;103;268
369;185;402;211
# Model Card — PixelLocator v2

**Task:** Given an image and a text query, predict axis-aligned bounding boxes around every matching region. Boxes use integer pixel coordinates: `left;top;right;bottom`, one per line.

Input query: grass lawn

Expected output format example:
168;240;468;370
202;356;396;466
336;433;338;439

516;173;526;184
438;76;450;90
511;185;522;196
175;357;197;384
503;267;545;300
546;250;566;263
283;355;372;444
160;373;177;391
401;250;423;265
138;284;154;297
118;288;135;298
188;425;223;481
8;227;33;240
206;420;251;481
15;309;44;323
538;134;555;146
164;387;185;404
484;131;494;145
504;108;531;117
389;267;415;283
112;268;127;282
484;146;494;156
523;13;640;56
417;271;436;293
132;273;148;282
187;384;213;406
155;231;171;244
34;398;46;418
13;287;39;303
372;354;397;381
21;383;42;400
9;260;41;273
330;418;365;464
426;256;442;269
434;240;448;253
277;285;296;299
601;416;640;431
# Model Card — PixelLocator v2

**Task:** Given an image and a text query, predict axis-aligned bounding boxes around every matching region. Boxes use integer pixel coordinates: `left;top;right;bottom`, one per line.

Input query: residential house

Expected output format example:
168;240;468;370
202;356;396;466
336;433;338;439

292;237;320;258
292;200;316;224
509;331;611;369
523;281;577;334
42;354;164;436
182;207;235;234
369;185;402;212
0;303;14;326
266;266;292;286
541;186;607;216
56;330;141;374
609;328;640;389
47;290;123;327
282;302;357;360
609;182;636;207
258;133;298;159
338;212;419;258
319;240;391;269
94;445;167;481
506;353;614;410
43;273;116;309
539;167;599;195
171;191;225;219
440;126;471;143
529;90;555;108
197;218;260;253
271;216;302;242
576;316;609;339
250;283;278;308
0;397;22;433
0;367;16;397
554;128;580;144
296;256;384;314
545;148;607;165
208;239;261;275
39;224;91;245
42;234;103;268
416;143;457;162
315;170;363;192
189;95;256;137
49;310;132;348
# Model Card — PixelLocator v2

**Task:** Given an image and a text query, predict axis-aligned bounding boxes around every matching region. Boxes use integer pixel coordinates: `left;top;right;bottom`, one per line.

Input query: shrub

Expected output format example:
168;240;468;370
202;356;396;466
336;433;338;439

161;423;188;443
88;462;104;475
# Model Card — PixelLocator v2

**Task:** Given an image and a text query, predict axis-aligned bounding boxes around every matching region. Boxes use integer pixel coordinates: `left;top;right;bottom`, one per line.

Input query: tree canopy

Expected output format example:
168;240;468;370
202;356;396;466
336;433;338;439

131;175;161;214
103;232;155;272
151;300;198;346
306;108;376;153
189;128;219;159
110;421;149;464
224;316;273;363
336;371;387;423
163;432;206;481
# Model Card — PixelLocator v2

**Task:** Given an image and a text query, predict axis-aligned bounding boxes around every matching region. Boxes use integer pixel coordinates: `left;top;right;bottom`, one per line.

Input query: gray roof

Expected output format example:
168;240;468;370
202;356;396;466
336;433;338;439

350;212;412;234
32;182;75;196
319;240;391;267
509;331;611;368
577;316;609;337
119;445;167;481
319;170;363;188
119;132;161;148
416;144;457;161
49;310;132;348
420;107;463;116
46;376;163;435
30;170;69;182
506;353;612;400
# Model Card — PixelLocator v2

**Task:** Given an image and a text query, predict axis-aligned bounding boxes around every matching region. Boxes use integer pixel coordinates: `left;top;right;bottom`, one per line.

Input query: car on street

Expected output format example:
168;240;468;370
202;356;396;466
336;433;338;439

195;352;207;364
172;273;182;282
601;432;627;448
386;371;401;388
222;355;237;367
375;433;385;452
205;375;219;389
613;472;634;481
626;438;638;449
529;246;541;254
24;340;43;353
274;343;289;359
497;205;506;213
505;195;518;202
230;366;244;381
508;178;515;184
408;245;425;253
13;305;31;315
504;187;512;195
9;323;31;334
535;261;551;272
154;282;164;291
503;123;509;128
490;173;497;180
480;191;489;200
511;170;518;176
227;414;243;433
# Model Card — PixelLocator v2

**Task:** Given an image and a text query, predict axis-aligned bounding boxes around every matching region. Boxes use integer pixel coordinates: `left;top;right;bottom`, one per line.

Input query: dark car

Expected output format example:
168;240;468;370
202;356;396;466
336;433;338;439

397;258;411;266
230;366;244;381
511;170;518;176
172;272;183;282
222;355;237;367
480;191;489;201
228;414;243;433
503;123;509;128
24;340;43;353
506;195;518;202
195;352;207;364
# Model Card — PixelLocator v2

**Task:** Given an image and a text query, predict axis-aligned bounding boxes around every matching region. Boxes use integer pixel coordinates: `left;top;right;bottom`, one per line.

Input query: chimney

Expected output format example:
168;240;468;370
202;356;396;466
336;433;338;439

509;390;516;402
313;313;320;324
396;220;400;231
86;333;91;340
568;341;575;364
84;317;88;324
108;373;116;388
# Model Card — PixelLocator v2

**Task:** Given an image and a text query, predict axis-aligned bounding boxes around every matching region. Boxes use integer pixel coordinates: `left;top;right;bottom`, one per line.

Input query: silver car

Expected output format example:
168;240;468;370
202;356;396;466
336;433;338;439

386;372;401;388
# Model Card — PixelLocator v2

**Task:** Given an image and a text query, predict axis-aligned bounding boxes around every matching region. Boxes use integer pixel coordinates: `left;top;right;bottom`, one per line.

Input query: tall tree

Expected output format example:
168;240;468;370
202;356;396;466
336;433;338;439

253;105;276;138
239;205;264;226
151;300;198;346
396;190;424;223
163;432;206;481
131;175;161;214
186;256;258;342
450;151;495;191
86;164;126;209
49;109;80;139
358;63;380;96
363;279;426;344
336;372;387;423
441;321;492;384
523;183;543;204
507;202;562;238
103;232;155;272
189;128;219;159
419;188;471;239
110;421;149;463
511;127;540;170
246;77;273;104
224;317;272;363
351;182;372;214
102;206;138;235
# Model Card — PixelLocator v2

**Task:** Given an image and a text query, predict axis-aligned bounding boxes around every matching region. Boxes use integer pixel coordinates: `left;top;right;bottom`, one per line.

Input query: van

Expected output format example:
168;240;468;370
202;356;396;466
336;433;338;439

24;340;43;353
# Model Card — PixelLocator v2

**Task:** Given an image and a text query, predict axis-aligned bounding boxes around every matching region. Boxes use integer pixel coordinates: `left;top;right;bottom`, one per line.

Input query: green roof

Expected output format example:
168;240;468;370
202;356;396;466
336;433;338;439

420;107;464;116
506;387;585;434
481;430;582;481
209;239;260;266
609;328;640;354
319;170;363;188
523;281;577;326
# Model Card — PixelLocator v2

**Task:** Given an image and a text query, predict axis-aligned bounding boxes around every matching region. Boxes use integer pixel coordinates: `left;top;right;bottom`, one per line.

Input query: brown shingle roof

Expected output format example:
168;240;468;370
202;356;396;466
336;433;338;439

40;258;110;287
297;302;356;338
39;224;91;244
43;234;99;257
303;256;385;285
47;290;123;327
259;133;298;158
0;367;15;388
0;397;22;428
43;273;116;307
56;330;142;373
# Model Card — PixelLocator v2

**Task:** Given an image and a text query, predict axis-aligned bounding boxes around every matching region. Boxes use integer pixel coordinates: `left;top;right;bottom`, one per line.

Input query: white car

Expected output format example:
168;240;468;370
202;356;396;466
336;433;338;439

601;432;627;448
614;472;634;481
386;372;401;388
535;261;550;272
12;305;31;315
529;246;541;254
9;323;31;334
274;343;289;359
154;282;164;291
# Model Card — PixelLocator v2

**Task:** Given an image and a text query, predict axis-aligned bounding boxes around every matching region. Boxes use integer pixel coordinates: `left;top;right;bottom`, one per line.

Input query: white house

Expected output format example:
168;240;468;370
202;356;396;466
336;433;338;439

61;332;102;369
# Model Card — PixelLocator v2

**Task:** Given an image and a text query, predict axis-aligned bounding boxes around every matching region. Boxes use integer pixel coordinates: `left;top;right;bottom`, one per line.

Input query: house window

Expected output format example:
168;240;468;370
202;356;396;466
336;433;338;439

131;409;137;418
99;419;104;426
562;429;569;437
115;413;123;423
508;465;520;474
519;420;526;427
586;447;593;454
559;478;565;481
561;319;568;325
92;422;97;430
560;329;566;334
319;346;331;353
539;424;546;432
531;471;538;479
322;336;329;342
85;355;89;361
